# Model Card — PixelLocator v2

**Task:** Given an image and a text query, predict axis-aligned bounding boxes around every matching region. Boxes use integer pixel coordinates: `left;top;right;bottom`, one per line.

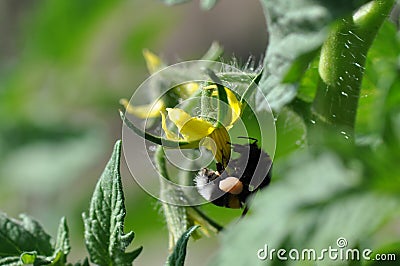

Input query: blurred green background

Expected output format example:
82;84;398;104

0;0;268;265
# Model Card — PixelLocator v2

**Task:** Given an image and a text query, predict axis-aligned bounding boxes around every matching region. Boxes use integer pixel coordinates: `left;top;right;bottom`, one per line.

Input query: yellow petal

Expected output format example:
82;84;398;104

143;49;164;74
200;137;217;160
176;82;200;99
208;127;231;166
226;89;242;127
161;111;180;140
180;118;214;141
208;86;242;128
120;98;165;119
166;108;192;130
167;108;215;141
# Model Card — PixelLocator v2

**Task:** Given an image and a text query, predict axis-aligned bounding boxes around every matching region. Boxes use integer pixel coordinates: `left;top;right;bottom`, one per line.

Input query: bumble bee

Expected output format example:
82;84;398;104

195;138;272;212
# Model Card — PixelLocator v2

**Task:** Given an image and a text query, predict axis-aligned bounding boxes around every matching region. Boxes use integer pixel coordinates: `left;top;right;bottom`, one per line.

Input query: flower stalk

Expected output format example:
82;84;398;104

155;146;222;251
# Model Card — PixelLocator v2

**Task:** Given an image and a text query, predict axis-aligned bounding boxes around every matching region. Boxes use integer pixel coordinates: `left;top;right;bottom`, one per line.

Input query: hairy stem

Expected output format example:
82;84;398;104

155;146;222;251
312;0;395;139
201;83;214;120
155;147;188;251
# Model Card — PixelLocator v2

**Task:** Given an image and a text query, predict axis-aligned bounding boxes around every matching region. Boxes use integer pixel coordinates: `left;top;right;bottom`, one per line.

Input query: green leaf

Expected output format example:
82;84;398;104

213;148;400;265
82;140;142;266
282;48;320;84
357;21;400;137
20;251;37;264
165;225;199;266
274;107;307;159
367;242;400;266
53;217;70;264
290;55;320;103
228;100;276;158
47;250;66;266
0;213;53;258
20;252;58;265
312;1;395;133
0;256;20;266
19;215;54;256
0;214;73;265
257;0;368;112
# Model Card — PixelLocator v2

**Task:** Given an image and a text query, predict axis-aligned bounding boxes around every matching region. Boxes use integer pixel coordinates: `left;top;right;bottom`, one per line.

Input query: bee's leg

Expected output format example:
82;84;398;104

241;204;250;218
216;162;224;174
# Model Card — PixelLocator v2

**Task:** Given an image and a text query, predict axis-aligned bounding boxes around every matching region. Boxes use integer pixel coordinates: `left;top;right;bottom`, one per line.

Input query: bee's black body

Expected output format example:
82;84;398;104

195;139;272;209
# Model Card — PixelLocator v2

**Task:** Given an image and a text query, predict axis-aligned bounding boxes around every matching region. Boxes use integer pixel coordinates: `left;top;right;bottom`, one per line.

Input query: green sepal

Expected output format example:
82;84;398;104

240;70;263;104
201;42;223;61
120;110;199;149
206;69;229;128
165;225;200;266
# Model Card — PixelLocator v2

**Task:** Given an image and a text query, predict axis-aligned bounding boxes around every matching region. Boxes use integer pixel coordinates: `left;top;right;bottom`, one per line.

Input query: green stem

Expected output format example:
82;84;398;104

200;83;213;120
312;0;395;138
201;41;223;61
120;110;198;148
155;146;170;181
155;146;188;251
155;147;222;251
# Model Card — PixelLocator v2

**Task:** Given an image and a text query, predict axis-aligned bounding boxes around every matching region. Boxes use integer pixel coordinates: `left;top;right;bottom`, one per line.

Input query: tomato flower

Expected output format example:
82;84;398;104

120;49;199;119
120;49;249;167
160;85;242;166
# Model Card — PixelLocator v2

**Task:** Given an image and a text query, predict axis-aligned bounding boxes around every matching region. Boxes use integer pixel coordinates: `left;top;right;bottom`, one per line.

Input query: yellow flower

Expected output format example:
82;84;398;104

207;85;241;129
161;87;242;166
119;98;165;119
143;49;164;74
120;49;200;119
120;83;200;119
120;47;245;166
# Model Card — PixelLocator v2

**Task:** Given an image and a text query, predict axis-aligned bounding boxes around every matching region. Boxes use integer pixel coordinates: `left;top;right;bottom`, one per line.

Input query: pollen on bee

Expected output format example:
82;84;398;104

219;176;243;195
